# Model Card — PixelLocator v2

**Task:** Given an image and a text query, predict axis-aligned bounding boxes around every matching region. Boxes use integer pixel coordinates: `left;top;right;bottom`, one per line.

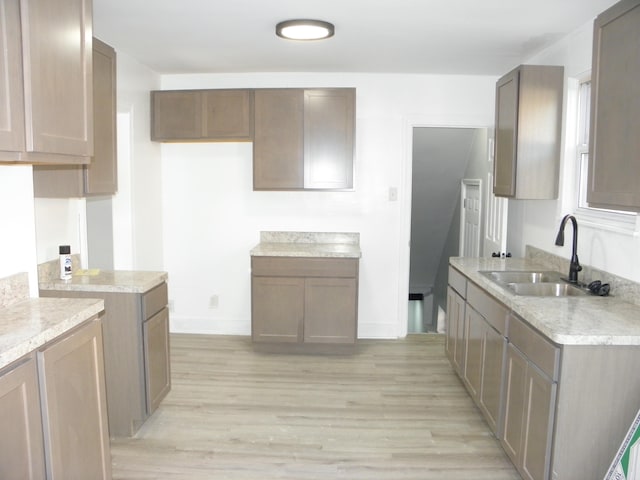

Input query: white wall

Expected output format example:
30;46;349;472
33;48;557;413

160;73;496;337
113;52;162;270
511;20;640;282
0;165;38;296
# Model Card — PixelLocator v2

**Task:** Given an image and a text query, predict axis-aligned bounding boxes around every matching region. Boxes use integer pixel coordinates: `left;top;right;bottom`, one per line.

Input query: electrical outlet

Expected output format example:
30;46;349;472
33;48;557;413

168;300;175;312
388;187;398;201
209;295;219;309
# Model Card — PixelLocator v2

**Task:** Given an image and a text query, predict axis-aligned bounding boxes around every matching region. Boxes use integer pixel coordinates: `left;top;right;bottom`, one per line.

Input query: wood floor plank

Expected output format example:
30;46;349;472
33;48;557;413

111;334;520;479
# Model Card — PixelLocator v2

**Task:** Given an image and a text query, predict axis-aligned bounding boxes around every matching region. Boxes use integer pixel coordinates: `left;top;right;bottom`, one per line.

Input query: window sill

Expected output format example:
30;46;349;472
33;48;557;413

573;207;639;236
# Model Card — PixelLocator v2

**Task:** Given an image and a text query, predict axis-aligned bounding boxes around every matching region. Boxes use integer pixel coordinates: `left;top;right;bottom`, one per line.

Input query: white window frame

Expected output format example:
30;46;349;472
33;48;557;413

572;76;639;235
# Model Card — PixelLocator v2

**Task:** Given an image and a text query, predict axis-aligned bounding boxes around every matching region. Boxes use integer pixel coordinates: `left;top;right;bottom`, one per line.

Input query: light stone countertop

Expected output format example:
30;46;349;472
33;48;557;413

450;256;640;346
250;231;362;258
39;270;168;294
0;297;104;370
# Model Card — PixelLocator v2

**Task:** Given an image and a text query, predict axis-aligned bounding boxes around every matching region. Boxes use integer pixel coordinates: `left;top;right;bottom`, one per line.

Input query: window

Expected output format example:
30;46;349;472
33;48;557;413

573;78;638;234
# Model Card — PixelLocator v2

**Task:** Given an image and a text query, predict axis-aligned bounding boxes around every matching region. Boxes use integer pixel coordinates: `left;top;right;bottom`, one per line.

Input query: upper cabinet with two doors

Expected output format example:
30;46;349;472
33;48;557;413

587;0;640;211
150;87;356;191
493;64;564;199
0;0;93;164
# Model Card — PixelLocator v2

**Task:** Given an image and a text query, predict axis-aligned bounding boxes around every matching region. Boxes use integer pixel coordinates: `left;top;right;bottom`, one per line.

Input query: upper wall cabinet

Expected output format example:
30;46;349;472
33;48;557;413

253;88;355;191
587;0;640;211
151;89;254;142
33;38;117;197
0;0;26;154
0;0;93;164
493;65;564;199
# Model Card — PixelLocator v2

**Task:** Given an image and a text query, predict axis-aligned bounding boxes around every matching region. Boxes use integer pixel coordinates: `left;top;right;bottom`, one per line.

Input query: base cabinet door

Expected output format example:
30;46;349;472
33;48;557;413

252;276;304;343
304;277;357;344
479;324;505;434
463;307;484;398
38;319;111;480
0;356;45;480
143;307;171;414
502;343;555;480
445;286;466;374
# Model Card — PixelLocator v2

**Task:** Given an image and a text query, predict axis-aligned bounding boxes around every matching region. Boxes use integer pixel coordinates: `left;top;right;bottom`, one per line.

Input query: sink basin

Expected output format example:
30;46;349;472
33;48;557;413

480;270;562;284
505;282;587;297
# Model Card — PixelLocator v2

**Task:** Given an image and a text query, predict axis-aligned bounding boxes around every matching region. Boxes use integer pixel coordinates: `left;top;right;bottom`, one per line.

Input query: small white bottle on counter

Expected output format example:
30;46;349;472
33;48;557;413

59;245;72;280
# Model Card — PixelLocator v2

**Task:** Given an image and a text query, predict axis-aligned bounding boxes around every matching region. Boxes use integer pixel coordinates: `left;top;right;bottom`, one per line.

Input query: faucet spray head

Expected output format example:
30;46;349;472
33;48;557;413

554;229;564;246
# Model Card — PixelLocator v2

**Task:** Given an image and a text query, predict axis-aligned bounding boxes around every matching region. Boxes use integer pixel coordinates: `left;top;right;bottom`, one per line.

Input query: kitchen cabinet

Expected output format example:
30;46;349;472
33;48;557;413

501;314;558;480
0;0;93;164
251;256;358;352
445;267;467;375
0;0;26;155
151;89;253;142
463;282;508;435
0;355;46;480
142;288;171;414
38;318;111;479
40;281;171;437
33;38;118;197
493;65;564;199
587;0;640;211
253;88;355;191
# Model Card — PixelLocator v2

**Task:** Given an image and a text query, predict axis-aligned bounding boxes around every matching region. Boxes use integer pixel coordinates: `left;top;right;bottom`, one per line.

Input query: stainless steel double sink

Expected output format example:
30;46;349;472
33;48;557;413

480;270;588;297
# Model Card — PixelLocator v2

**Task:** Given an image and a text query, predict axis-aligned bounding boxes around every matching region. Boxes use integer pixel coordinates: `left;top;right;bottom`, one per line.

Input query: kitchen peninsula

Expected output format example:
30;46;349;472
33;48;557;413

447;247;640;480
38;261;170;437
250;231;361;353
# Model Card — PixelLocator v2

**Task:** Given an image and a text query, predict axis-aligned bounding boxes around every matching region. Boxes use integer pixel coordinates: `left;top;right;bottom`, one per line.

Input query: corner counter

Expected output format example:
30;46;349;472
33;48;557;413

38;265;171;438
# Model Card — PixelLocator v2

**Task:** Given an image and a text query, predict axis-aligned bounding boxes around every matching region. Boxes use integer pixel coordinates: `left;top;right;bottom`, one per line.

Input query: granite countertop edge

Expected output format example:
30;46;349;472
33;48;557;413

0;297;105;371
450;257;640;347
38;270;168;293
250;242;362;258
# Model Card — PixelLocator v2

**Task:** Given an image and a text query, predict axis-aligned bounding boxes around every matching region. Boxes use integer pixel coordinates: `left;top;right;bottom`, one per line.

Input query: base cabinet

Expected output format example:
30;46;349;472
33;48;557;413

0;355;46;480
251;256;359;352
40;281;171;437
502;344;556;480
38;318;111;480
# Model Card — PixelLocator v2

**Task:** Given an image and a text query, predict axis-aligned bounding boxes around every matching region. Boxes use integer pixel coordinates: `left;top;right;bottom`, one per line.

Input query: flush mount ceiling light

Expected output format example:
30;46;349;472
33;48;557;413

276;19;335;41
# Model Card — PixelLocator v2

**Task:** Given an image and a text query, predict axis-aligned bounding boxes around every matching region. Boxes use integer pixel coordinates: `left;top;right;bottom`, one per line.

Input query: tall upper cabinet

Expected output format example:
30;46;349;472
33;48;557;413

0;0;93;164
493;65;564;199
587;0;640;211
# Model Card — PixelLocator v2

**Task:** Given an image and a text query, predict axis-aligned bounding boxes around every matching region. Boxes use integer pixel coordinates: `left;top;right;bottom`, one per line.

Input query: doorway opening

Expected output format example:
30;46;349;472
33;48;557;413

408;127;489;334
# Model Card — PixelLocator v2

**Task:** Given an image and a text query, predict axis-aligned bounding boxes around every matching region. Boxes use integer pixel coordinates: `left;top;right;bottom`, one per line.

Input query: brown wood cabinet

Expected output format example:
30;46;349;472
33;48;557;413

501;315;558;480
253;88;355;191
445;267;467;375
151;89;254;142
38;318;111;479
463;282;508;436
0;355;46;480
251;256;358;352
587;0;640;211
493;65;564;199
33;37;118;197
40;281;171;437
13;0;92;163
0;0;26;156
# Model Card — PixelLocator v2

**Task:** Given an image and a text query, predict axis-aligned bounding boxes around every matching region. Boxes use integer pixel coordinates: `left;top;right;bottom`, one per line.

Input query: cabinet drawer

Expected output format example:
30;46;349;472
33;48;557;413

252;257;358;278
509;314;559;380
142;282;168;320
448;266;467;298
466;282;508;334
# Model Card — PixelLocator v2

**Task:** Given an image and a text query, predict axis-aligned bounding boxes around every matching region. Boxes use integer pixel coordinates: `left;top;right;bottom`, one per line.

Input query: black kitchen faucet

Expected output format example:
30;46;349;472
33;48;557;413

555;214;582;284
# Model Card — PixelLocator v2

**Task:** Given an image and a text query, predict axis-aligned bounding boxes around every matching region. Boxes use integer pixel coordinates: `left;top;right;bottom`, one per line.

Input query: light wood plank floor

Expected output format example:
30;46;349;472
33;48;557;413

111;334;520;479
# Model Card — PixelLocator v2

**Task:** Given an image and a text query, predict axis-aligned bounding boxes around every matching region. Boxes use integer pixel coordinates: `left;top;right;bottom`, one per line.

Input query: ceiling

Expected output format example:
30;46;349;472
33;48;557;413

93;0;619;76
